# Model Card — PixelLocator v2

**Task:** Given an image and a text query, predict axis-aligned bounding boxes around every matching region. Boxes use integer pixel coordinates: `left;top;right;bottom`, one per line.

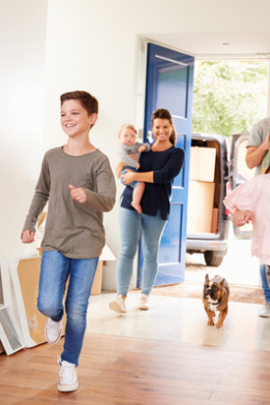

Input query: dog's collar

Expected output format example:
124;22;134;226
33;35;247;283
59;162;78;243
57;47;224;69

207;298;221;306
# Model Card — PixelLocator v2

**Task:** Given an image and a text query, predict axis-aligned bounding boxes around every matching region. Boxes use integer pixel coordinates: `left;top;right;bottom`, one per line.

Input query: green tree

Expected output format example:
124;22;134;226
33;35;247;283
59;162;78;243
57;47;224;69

192;61;269;137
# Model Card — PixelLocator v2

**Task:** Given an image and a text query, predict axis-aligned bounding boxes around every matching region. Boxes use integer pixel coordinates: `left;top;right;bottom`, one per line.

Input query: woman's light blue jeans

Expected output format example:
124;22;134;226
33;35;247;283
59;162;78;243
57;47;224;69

260;264;270;302
37;251;98;366
116;207;167;296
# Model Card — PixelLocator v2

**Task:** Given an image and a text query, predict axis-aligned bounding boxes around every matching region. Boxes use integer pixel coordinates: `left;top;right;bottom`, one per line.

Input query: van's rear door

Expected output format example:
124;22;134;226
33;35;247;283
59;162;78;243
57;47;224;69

229;133;255;239
187;133;229;241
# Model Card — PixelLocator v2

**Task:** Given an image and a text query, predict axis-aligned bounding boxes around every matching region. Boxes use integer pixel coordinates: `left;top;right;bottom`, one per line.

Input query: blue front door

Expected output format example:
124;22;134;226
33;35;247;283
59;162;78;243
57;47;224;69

138;43;194;286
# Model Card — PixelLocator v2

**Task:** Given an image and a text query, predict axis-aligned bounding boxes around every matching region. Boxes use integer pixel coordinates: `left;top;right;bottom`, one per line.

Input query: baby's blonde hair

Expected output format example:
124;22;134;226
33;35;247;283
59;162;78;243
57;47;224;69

118;124;137;138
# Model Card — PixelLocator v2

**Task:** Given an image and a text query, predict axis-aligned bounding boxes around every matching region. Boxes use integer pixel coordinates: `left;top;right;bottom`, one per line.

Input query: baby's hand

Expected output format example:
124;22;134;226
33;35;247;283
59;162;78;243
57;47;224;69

22;230;35;244
136;163;140;170
69;185;87;204
130;153;139;162
138;146;147;153
236;210;255;226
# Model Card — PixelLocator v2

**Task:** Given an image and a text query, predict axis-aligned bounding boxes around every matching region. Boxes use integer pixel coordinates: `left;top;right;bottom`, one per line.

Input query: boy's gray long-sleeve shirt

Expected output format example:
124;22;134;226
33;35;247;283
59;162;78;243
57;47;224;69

118;142;150;168
22;147;116;259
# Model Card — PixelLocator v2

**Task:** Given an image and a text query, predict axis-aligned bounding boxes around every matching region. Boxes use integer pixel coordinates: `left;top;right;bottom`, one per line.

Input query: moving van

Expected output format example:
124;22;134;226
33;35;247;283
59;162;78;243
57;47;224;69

186;132;254;267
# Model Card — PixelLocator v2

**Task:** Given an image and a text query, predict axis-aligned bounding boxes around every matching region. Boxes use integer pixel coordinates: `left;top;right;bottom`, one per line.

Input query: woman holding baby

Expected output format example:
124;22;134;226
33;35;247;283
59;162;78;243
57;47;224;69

109;108;185;313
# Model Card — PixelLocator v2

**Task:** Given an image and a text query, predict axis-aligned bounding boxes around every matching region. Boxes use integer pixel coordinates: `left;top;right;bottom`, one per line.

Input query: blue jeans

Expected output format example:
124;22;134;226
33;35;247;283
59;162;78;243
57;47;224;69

116;207;167;296
37;251;98;366
260;264;270;302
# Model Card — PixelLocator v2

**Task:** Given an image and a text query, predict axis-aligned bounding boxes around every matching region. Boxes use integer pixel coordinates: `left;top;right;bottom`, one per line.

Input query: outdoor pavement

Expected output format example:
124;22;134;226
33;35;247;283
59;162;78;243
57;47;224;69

185;222;260;287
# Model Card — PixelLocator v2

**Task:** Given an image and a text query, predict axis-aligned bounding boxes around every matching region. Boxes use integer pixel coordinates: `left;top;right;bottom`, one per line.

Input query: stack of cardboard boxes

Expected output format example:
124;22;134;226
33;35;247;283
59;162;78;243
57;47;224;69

187;146;218;234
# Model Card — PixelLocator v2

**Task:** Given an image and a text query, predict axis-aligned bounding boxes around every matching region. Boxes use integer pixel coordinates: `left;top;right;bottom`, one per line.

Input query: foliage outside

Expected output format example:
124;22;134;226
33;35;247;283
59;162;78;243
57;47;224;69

192;61;269;138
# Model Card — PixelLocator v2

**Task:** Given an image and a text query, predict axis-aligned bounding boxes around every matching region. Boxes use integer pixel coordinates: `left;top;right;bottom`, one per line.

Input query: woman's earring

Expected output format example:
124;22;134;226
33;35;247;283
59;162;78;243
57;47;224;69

147;131;154;143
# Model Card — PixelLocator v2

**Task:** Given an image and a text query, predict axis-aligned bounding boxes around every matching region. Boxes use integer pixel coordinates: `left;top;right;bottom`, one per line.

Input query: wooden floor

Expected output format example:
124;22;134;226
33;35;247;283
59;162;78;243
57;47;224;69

1;333;270;405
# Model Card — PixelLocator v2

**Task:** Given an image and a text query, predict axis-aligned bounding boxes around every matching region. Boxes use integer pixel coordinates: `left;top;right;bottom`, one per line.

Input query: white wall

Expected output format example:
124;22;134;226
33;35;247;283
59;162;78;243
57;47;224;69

0;0;48;258
2;0;270;290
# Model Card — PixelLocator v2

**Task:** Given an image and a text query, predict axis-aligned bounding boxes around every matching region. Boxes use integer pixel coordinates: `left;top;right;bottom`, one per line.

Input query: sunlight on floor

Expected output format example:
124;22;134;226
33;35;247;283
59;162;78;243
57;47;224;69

87;293;270;352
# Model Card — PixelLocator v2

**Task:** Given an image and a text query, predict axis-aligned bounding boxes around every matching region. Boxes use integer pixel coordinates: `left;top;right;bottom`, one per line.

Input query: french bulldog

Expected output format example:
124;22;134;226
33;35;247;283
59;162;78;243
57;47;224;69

203;274;229;328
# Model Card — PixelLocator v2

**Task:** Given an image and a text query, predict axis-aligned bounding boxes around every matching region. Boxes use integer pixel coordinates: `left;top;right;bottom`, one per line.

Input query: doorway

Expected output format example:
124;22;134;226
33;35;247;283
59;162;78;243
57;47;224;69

186;59;269;287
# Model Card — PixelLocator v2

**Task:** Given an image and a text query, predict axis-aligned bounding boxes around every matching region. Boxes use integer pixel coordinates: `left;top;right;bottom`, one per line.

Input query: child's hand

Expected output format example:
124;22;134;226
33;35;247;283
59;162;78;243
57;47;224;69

136;163;140;170
22;230;35;243
69;185;87;203
129;153;139;162
235;210;255;227
138;146;147;153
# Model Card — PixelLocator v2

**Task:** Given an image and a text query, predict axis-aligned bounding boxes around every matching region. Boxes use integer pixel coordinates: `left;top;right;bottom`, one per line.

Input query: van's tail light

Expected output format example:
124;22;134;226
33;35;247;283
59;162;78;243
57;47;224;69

225;181;231;216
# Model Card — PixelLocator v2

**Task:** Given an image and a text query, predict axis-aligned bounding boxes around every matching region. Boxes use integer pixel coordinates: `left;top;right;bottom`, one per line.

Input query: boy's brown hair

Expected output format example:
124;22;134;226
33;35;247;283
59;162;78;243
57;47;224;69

60;91;99;117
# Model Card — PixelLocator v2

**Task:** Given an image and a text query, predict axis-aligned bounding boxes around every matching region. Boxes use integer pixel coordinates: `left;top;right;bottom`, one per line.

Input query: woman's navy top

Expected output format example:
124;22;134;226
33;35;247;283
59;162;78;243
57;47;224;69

120;146;185;219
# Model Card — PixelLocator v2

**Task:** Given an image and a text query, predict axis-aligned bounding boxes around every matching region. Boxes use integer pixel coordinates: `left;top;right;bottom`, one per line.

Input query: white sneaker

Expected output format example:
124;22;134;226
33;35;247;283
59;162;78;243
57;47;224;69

45;318;63;345
138;294;149;310
259;302;270;318
109;295;127;313
57;356;78;392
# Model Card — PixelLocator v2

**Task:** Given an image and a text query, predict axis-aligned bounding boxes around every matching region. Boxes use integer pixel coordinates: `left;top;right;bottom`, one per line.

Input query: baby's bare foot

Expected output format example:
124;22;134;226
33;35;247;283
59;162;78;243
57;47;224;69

131;201;142;214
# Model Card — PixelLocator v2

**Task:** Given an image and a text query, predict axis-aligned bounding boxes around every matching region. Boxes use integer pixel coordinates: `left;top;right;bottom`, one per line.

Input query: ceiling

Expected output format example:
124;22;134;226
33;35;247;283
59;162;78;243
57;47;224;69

145;32;270;59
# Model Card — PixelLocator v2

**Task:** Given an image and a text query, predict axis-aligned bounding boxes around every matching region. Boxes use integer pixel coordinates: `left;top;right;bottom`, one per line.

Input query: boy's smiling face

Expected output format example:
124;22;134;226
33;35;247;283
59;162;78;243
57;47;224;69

61;99;96;138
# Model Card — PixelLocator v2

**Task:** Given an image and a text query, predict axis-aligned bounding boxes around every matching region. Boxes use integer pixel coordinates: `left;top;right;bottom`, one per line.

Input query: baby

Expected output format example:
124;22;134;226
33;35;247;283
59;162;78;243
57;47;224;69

118;124;150;213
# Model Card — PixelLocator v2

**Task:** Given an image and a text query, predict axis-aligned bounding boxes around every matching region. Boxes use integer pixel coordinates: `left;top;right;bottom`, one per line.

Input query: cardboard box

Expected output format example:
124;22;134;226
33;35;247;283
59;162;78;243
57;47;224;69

206;140;221;207
12;257;68;347
0;339;5;354
187;181;215;233
211;208;219;234
92;244;116;295
91;261;103;295
189;147;216;182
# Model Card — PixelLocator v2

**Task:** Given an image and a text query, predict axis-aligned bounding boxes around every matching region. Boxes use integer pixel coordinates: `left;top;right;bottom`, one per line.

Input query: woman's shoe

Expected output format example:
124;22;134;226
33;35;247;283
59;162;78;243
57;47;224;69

109;295;127;313
138;294;149;310
259;302;270;317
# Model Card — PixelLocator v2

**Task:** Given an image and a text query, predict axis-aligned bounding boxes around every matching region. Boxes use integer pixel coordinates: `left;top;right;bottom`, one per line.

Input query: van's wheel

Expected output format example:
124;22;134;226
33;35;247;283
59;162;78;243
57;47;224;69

204;251;224;267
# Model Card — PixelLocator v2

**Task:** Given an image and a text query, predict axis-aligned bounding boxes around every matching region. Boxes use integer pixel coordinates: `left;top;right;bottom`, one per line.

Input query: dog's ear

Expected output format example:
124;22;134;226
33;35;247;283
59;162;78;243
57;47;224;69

220;278;225;285
205;274;209;283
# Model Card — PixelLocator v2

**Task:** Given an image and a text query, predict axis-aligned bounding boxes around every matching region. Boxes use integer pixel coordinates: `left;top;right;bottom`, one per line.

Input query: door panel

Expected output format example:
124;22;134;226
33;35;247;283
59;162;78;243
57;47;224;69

174;134;186;187
138;43;194;287
156;66;188;118
230;133;255;239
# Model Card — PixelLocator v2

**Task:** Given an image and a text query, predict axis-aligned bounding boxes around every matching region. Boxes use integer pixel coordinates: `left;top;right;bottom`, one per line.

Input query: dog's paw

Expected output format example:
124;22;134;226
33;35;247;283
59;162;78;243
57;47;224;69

207;320;215;326
216;320;223;329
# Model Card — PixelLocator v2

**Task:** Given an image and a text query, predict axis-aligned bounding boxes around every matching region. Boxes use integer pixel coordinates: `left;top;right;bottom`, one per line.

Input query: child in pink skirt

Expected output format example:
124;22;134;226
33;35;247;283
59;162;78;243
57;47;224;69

224;164;270;285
